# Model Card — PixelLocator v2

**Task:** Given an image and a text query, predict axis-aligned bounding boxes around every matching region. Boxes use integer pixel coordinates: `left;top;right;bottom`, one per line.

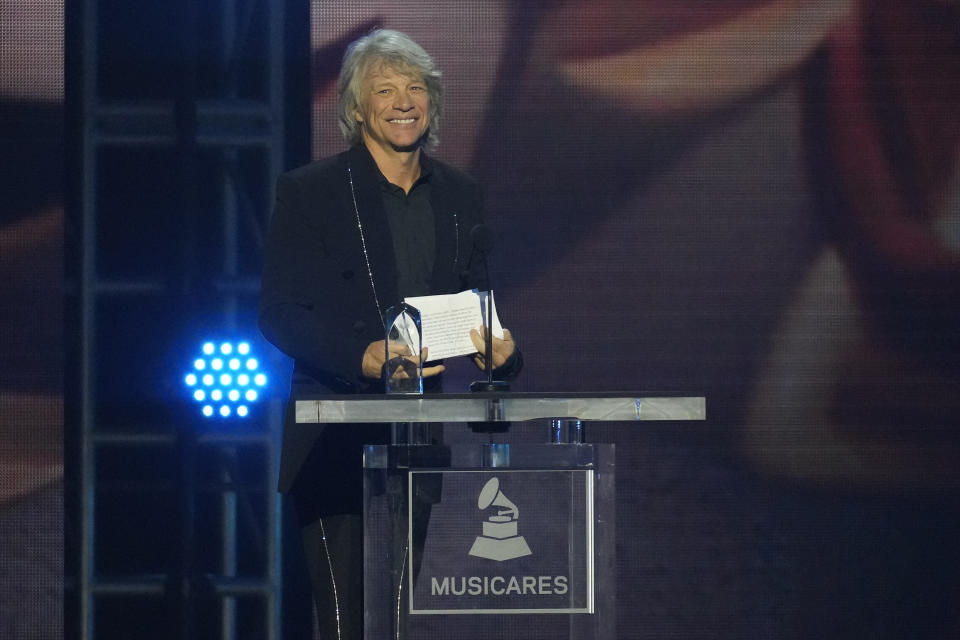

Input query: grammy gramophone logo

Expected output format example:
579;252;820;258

468;477;532;562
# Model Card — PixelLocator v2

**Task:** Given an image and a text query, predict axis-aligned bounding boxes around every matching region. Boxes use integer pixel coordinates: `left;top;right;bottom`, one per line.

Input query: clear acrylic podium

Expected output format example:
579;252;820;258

295;393;706;640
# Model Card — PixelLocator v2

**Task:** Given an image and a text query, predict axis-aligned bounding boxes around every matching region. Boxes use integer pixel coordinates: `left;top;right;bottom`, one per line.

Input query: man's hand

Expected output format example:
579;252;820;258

361;340;445;380
470;328;515;371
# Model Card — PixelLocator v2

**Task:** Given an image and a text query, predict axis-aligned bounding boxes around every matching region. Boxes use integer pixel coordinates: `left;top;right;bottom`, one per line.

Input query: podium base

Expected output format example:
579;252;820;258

469;379;510;392
363;443;615;640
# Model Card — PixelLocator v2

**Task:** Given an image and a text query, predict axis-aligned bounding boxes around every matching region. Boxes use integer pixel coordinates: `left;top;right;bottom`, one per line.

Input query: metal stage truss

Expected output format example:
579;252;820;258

69;1;288;638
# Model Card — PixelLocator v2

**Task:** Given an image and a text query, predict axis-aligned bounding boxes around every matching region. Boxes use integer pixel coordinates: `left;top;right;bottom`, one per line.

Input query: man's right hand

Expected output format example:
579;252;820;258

361;340;445;380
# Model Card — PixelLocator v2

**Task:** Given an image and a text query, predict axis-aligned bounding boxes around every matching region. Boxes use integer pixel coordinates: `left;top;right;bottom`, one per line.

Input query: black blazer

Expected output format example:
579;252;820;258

259;145;488;509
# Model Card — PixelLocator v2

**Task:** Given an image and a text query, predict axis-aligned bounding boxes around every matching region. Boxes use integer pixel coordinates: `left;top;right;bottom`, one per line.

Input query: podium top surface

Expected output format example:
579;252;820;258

294;392;706;424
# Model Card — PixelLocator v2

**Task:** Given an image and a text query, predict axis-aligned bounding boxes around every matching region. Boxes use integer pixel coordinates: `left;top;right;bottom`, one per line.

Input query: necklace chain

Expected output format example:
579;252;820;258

347;163;386;330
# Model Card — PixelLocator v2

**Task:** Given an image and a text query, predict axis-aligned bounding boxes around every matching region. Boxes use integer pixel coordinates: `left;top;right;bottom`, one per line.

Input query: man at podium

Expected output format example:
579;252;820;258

259;29;521;639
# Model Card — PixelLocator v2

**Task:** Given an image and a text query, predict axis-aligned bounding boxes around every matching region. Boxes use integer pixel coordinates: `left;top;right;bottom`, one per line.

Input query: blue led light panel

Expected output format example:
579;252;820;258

184;340;266;418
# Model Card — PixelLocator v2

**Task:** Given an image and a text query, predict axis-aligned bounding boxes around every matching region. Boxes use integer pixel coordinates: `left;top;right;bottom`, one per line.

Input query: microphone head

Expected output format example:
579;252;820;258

470;224;495;254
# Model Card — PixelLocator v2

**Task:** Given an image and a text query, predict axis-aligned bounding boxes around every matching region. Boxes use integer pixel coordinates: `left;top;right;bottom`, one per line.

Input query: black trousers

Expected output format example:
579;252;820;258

290;421;445;639
295;490;436;640
299;512;365;640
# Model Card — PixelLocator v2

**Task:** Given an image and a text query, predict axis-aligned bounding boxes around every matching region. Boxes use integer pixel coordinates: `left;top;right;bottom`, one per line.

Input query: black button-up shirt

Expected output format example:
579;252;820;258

378;158;435;299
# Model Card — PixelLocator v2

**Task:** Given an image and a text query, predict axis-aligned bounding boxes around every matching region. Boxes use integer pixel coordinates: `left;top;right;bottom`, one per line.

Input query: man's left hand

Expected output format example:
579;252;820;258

470;327;515;370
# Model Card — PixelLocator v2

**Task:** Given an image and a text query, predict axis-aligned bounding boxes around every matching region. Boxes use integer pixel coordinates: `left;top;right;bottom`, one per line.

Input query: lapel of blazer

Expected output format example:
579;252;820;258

345;145;400;322
425;158;461;294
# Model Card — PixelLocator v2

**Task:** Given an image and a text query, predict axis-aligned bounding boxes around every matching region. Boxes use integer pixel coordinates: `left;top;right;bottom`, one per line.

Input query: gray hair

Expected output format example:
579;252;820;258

337;29;444;148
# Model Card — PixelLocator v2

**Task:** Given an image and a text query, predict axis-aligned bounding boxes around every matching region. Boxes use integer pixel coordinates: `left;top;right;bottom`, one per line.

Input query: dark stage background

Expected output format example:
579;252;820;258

1;0;954;638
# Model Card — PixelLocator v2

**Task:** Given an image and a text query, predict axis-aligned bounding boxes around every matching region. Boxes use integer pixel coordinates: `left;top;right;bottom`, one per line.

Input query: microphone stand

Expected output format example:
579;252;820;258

470;234;509;393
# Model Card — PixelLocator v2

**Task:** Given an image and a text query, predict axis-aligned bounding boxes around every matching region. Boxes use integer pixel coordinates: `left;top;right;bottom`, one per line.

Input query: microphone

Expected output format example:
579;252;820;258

471;223;495;253
468;224;509;393
461;223;494;287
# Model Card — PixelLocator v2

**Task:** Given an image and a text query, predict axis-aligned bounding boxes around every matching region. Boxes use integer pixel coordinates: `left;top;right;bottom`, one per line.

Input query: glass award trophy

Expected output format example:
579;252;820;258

384;302;423;395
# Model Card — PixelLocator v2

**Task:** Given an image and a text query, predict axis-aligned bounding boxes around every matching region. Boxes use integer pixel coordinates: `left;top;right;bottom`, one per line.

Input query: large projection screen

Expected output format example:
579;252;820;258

0;0;64;637
308;2;960;637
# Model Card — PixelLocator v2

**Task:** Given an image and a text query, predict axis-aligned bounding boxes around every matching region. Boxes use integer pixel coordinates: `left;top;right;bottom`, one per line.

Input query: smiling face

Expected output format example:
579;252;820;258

356;61;431;156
